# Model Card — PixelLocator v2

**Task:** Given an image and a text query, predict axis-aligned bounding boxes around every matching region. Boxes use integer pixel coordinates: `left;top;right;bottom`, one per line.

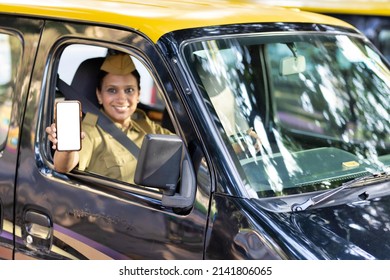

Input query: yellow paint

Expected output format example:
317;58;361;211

0;0;354;43
257;0;390;16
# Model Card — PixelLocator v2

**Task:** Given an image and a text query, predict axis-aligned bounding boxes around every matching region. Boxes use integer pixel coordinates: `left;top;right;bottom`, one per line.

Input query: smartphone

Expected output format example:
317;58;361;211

55;100;82;151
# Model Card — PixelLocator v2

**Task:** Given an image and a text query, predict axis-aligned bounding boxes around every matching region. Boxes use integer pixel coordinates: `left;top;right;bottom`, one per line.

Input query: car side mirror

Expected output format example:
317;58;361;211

134;134;196;210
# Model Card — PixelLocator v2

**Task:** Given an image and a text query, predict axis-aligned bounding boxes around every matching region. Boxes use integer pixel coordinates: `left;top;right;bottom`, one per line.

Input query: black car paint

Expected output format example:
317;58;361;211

204;192;390;260
11;19;210;260
0;15;44;259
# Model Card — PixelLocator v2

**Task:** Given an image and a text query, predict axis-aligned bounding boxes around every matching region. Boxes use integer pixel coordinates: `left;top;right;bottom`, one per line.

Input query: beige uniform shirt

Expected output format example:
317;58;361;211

77;109;172;183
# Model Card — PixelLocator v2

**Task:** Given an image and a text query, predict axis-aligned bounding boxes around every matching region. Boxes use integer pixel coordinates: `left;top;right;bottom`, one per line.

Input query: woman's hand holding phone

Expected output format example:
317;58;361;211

53;100;82;151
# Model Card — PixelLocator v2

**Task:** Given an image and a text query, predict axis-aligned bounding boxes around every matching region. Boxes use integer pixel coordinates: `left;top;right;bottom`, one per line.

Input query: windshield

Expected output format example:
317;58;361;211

183;32;390;198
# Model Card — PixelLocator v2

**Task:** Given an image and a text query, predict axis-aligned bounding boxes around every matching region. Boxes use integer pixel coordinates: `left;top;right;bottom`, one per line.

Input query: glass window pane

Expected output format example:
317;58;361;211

0;33;22;150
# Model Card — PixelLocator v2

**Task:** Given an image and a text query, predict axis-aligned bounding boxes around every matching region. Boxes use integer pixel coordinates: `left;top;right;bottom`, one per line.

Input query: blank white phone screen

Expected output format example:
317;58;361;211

56;101;81;151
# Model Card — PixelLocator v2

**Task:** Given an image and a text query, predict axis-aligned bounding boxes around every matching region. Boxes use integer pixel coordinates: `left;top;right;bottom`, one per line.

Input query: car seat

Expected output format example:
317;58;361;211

70;56;105;109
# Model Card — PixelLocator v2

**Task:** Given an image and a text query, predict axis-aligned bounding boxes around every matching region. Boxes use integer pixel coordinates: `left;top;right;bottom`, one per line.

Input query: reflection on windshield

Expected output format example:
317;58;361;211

184;33;390;198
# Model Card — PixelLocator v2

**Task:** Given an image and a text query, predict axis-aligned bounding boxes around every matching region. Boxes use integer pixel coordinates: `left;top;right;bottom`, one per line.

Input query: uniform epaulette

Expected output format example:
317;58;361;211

83;112;98;126
132;108;147;121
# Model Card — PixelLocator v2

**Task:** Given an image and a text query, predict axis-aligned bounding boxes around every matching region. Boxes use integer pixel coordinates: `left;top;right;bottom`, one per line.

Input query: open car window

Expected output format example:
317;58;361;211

52;44;174;185
58;44;165;112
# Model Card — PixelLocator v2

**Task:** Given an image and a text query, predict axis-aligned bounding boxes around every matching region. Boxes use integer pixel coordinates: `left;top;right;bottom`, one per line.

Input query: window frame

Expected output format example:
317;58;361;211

42;39;178;199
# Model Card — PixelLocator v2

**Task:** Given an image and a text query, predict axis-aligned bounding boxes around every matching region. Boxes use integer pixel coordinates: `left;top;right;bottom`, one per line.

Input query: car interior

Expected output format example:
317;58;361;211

55;46;174;131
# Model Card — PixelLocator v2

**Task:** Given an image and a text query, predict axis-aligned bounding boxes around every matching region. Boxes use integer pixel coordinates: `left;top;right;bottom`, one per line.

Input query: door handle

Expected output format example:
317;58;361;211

22;209;53;253
25;210;52;239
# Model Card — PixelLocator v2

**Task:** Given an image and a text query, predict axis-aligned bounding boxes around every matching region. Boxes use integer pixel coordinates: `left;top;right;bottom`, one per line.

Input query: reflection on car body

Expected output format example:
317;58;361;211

0;0;389;260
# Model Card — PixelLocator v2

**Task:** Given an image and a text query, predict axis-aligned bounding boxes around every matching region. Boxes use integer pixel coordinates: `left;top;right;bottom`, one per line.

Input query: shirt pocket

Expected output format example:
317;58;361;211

103;156;127;168
102;154;135;182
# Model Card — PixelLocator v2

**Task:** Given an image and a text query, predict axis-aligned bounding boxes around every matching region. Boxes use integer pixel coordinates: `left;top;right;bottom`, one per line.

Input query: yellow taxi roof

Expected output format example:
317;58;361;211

257;0;390;16
0;0;355;43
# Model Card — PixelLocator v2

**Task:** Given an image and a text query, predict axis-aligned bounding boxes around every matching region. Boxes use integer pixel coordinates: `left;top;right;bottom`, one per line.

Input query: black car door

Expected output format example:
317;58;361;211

0;15;42;260
14;20;211;259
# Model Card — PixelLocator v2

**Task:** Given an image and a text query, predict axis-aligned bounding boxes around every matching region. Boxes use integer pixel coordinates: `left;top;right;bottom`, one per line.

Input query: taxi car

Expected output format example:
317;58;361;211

0;0;389;260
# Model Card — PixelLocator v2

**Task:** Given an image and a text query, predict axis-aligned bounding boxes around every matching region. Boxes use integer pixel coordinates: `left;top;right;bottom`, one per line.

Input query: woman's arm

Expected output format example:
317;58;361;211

46;123;80;173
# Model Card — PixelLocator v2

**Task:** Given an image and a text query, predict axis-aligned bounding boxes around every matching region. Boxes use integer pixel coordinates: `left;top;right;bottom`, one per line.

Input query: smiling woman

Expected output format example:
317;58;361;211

96;53;141;127
46;51;173;183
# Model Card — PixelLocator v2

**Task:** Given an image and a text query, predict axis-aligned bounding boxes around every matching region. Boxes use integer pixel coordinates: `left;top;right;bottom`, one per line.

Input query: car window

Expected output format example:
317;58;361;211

51;43;174;185
379;28;390;61
267;36;388;144
58;44;165;110
184;33;390;197
333;15;390;62
0;33;22;150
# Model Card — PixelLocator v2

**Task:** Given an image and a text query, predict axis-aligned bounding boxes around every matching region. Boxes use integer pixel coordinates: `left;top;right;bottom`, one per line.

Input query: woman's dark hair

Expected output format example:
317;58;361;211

96;69;141;91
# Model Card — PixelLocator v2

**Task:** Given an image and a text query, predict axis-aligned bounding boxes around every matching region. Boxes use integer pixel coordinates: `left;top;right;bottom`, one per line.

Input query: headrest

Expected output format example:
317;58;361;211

71;57;105;107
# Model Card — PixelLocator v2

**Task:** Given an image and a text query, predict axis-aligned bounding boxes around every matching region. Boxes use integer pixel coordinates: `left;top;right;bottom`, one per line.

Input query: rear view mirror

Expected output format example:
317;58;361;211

280;55;306;75
134;134;196;210
134;134;182;194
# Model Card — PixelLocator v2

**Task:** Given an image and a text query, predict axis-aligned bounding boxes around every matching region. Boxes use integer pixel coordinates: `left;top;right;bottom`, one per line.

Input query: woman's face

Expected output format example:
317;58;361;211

96;72;140;126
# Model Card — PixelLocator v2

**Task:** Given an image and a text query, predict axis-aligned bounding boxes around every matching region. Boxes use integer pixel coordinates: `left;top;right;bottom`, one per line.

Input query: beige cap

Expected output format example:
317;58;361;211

100;53;136;75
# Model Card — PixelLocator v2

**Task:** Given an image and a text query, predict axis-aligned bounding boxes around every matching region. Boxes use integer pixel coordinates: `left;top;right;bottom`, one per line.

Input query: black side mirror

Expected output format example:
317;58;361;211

134;134;196;209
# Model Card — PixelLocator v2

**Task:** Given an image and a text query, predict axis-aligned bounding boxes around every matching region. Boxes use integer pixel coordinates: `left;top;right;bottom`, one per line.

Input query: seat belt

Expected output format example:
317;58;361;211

56;75;140;158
